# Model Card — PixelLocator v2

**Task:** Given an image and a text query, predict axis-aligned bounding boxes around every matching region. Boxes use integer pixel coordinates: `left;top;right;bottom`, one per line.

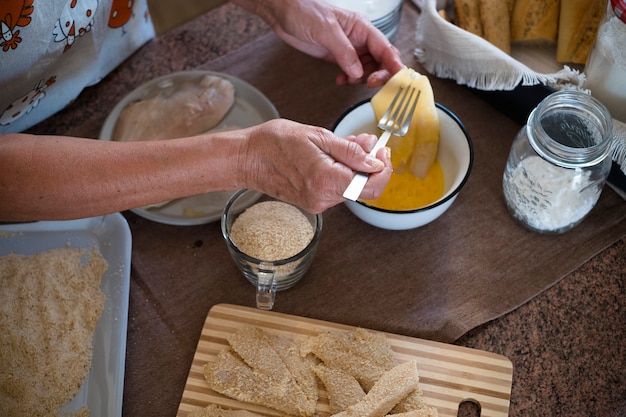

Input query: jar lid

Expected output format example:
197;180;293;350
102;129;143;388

612;0;626;24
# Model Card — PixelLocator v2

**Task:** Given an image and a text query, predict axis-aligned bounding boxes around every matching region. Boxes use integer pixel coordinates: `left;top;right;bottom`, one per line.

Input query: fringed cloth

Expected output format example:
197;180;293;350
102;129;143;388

413;0;626;177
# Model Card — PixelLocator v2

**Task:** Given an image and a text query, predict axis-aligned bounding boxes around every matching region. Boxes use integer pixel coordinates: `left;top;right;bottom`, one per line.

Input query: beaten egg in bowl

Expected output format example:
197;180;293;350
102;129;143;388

334;100;473;230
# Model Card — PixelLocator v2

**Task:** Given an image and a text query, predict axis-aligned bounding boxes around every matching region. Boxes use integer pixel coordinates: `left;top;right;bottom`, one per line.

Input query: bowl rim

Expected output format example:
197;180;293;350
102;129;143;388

333;99;474;214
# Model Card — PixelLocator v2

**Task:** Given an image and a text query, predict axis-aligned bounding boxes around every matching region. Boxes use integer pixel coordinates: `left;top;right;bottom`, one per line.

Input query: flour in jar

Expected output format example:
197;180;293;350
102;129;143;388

584;11;626;122
503;156;599;232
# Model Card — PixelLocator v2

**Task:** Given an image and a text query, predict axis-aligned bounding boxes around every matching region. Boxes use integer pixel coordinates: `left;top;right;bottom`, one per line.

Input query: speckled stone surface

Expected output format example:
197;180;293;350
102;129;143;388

457;238;626;416
26;3;626;417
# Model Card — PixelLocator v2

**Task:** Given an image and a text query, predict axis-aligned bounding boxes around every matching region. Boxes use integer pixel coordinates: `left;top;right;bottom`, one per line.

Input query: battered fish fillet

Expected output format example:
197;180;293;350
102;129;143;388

312;363;365;414
205;349;313;417
188;403;266;417
267;333;319;405
388;408;439;417
305;328;397;391
391;390;439;417
330;361;421;417
205;326;438;417
308;329;437;416
205;326;317;417
112;74;235;141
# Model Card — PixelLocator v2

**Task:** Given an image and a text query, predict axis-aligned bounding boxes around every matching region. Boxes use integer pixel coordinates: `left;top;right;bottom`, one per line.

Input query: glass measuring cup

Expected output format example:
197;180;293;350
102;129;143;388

221;189;322;310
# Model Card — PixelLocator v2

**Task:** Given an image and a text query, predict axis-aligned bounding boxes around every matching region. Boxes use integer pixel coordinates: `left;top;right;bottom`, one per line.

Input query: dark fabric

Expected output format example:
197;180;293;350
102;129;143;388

197;7;626;341
121;6;625;415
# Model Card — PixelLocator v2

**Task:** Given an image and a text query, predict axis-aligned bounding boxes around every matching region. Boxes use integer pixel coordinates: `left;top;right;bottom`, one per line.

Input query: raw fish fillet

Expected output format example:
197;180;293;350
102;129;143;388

113;75;235;141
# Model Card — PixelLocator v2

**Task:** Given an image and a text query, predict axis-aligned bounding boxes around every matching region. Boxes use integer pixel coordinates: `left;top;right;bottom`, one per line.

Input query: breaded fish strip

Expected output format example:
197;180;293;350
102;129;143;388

330;360;421;417
312;363;365;414
188;404;266;417
204;348;314;417
391;390;439;416
392;391;427;413
227;326;289;383
268;333;319;405
306;328;397;391
387;407;439;417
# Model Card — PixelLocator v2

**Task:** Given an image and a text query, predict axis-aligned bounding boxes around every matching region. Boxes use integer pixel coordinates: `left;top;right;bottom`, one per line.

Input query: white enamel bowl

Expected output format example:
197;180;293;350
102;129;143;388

334;100;474;230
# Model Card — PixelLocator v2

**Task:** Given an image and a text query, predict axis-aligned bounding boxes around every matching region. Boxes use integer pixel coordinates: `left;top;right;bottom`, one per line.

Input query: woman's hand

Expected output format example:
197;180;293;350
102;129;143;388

231;0;404;87
239;119;392;213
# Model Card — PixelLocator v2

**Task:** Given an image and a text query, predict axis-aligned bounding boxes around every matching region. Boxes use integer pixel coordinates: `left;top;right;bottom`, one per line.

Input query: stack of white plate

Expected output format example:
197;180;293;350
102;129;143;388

324;0;403;41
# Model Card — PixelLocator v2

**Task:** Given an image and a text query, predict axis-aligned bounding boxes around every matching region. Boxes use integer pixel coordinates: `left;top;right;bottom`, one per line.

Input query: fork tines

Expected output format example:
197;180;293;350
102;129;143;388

379;84;420;137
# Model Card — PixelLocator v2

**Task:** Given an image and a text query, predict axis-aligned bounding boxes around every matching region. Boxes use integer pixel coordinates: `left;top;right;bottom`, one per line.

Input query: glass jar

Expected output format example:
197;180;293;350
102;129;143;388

502;90;613;234
584;0;626;122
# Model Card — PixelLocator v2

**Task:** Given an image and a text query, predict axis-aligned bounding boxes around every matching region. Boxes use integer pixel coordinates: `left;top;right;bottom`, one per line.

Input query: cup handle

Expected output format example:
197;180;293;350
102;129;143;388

256;269;276;310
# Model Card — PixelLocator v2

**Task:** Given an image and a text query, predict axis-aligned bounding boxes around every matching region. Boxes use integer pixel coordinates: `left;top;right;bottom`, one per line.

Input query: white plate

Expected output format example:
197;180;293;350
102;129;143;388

99;70;278;226
0;214;132;417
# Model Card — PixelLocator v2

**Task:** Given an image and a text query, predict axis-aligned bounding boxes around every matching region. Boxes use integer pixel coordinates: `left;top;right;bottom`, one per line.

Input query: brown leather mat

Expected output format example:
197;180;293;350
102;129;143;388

181;4;626;341
95;2;624;366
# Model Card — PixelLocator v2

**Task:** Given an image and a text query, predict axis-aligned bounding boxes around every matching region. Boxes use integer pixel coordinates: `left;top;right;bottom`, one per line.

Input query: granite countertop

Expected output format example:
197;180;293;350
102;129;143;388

28;2;625;417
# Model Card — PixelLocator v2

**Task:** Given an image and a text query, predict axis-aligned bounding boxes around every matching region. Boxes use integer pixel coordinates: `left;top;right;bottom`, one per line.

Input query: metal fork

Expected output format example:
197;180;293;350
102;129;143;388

343;84;421;201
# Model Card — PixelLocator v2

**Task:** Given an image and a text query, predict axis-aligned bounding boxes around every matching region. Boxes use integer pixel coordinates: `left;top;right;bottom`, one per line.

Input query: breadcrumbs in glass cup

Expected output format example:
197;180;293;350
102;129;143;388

221;189;323;310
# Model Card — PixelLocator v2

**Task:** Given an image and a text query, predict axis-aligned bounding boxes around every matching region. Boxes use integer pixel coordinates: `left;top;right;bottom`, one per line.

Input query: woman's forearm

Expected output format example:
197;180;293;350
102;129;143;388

0;119;391;221
0;132;247;221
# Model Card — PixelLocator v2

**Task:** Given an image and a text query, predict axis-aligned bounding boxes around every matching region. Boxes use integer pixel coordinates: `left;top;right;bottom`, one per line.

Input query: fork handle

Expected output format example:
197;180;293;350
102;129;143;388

343;131;391;201
369;130;392;156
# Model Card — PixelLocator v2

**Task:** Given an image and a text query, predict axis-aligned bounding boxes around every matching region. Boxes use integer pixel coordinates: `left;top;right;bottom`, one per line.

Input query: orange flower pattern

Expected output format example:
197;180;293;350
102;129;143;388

0;0;34;51
0;0;153;131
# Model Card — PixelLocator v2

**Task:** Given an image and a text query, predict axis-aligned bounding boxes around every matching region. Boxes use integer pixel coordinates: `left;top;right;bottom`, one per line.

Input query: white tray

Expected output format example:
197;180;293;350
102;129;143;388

0;213;132;417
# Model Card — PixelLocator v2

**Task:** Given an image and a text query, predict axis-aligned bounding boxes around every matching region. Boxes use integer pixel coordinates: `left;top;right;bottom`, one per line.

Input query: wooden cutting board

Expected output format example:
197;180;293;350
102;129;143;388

177;304;513;417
